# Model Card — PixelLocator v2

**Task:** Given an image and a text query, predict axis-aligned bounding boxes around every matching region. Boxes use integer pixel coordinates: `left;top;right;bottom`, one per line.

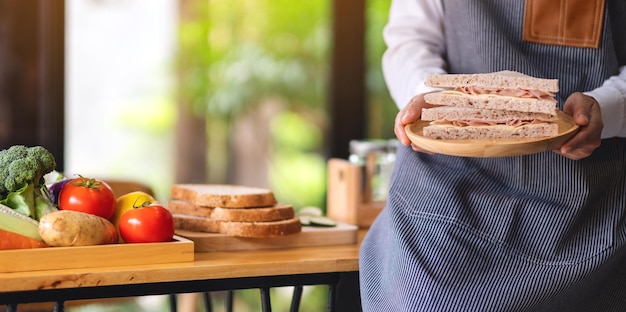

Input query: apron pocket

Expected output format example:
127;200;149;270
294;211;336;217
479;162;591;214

523;0;605;48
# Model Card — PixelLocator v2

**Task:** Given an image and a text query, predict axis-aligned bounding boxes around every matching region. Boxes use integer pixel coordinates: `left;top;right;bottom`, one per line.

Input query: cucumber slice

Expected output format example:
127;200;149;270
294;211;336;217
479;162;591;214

299;215;311;226
0;203;42;241
308;216;336;227
298;206;323;217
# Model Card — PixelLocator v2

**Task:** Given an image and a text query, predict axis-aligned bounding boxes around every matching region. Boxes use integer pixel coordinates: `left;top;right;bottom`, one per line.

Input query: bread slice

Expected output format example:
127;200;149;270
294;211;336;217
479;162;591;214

425;71;559;92
423;92;557;115
421;106;558;123
170;184;277;208
220;218;301;238
423;122;558;140
174;214;221;233
168;200;295;222
173;214;302;238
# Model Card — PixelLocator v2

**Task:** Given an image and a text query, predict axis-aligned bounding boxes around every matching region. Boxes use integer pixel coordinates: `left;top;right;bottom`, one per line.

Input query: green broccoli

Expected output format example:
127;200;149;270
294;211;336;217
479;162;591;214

0;145;58;220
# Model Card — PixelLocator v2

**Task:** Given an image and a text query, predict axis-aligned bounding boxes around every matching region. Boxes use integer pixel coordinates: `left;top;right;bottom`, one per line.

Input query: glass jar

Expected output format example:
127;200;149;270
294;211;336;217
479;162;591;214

349;139;397;203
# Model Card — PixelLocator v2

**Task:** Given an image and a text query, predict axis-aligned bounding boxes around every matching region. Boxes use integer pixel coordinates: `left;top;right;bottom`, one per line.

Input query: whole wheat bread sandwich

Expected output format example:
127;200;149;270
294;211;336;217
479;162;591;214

421;71;560;139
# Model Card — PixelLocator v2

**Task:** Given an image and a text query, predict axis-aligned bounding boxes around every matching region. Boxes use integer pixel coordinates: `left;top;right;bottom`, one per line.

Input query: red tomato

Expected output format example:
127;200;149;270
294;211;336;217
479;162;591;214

119;204;175;243
58;176;116;220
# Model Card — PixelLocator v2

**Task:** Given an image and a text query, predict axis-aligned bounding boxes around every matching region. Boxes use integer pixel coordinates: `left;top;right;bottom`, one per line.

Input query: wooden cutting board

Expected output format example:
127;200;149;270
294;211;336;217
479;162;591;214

176;222;358;252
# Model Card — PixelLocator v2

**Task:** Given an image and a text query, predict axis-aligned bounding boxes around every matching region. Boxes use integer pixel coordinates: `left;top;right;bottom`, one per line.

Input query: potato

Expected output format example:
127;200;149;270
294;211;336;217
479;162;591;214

38;210;118;247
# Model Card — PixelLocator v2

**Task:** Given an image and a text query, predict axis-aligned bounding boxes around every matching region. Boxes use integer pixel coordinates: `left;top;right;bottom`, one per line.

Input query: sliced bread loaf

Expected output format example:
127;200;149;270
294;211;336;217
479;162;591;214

173;214;302;238
168;200;295;222
170;184;277;208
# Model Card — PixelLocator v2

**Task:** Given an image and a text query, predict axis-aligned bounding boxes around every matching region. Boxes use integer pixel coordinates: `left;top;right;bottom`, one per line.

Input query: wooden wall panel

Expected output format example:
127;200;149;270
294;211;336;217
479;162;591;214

329;0;366;159
0;0;65;170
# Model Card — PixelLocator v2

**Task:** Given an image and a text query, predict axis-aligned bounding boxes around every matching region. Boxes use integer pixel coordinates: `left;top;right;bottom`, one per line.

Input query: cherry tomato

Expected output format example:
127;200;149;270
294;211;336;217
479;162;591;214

58;176;116;220
119;204;175;243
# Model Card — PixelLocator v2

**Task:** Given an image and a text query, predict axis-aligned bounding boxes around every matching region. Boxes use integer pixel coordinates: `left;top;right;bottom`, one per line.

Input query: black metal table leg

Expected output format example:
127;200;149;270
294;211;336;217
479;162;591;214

290;285;303;312
226;290;234;312
260;287;271;312
202;292;213;312
168;294;177;312
330;271;361;312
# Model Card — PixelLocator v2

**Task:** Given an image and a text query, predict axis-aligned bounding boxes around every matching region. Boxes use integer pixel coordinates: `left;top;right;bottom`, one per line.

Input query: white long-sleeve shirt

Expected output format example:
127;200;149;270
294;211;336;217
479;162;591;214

382;0;626;138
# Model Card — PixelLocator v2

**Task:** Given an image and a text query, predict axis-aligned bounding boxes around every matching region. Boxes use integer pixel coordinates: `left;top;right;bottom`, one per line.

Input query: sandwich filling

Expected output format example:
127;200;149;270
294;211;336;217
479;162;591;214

430;118;552;128
443;87;556;103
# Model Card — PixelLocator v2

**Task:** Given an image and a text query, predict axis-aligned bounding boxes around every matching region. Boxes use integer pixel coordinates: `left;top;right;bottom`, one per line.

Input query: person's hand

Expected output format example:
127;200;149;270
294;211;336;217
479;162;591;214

394;94;435;153
554;92;603;160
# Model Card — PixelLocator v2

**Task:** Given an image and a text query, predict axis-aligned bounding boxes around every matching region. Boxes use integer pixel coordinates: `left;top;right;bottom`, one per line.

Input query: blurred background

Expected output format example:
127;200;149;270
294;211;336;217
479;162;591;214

64;0;397;207
0;0;395;310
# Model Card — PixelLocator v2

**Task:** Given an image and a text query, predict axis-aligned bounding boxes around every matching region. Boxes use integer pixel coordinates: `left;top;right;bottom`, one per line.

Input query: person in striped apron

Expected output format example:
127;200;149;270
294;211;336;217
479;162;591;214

360;0;626;311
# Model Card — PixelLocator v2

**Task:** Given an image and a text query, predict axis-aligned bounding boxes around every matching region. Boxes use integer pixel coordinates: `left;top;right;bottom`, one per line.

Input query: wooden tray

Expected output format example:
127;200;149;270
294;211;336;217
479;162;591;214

405;110;579;157
176;222;358;252
0;235;194;273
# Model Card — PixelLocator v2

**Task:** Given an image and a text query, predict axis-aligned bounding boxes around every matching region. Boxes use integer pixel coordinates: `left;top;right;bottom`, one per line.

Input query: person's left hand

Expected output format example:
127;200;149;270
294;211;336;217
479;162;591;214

553;92;603;160
394;93;436;153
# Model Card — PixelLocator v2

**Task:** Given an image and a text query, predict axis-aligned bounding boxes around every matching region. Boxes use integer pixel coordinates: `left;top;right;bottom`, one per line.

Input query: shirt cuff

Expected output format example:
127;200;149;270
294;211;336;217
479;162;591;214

584;85;626;139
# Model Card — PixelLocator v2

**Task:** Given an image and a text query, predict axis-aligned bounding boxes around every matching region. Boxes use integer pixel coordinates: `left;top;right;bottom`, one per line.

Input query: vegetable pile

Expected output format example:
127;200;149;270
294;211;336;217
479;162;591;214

0;145;175;250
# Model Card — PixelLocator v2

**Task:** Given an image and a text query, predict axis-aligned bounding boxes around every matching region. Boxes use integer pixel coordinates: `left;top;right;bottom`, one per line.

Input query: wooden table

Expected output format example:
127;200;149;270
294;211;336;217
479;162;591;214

0;231;365;311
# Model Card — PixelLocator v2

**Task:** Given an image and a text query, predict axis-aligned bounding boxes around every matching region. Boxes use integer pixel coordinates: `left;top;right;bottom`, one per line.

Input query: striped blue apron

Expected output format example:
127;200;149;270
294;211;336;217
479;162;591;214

360;1;626;311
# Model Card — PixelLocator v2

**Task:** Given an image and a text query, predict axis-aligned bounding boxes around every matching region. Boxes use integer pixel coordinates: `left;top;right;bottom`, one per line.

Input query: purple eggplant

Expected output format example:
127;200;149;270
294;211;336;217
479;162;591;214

48;179;71;206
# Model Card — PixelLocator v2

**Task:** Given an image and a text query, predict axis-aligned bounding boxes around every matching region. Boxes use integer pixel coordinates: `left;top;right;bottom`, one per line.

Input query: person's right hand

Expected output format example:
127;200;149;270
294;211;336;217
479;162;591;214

394;94;435;153
553;92;603;160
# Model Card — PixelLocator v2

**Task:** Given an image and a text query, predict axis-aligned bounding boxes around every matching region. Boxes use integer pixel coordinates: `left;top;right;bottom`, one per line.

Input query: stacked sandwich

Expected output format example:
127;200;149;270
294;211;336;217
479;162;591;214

168;184;301;238
420;71;560;139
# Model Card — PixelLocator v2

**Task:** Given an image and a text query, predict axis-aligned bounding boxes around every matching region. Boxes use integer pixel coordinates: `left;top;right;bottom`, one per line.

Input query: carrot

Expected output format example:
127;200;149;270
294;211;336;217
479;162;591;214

0;229;49;250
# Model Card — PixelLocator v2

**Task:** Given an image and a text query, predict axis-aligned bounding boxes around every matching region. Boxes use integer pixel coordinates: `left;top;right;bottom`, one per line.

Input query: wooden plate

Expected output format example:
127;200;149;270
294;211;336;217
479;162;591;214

405;110;579;157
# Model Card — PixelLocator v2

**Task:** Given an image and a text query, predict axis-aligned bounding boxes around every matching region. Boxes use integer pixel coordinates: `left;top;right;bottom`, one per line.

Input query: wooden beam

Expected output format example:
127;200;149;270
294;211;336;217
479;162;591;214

0;0;65;170
329;0;366;159
38;0;65;171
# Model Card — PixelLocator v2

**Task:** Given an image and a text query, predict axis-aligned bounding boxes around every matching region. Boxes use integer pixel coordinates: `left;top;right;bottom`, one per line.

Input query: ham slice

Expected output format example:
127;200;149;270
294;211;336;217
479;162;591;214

431;119;551;127
456;86;556;103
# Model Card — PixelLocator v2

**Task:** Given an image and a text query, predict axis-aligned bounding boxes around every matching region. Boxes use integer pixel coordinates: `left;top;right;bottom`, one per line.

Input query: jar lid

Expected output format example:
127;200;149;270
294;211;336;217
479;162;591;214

349;140;388;157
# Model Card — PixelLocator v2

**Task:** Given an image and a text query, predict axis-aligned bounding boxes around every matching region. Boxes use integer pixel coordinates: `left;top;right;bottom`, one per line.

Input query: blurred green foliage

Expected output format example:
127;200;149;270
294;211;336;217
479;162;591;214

366;0;397;139
178;0;329;118
269;111;326;209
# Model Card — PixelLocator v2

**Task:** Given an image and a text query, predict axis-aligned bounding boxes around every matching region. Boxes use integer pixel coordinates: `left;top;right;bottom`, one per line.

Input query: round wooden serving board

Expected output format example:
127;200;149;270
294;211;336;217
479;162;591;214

405;110;579;157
